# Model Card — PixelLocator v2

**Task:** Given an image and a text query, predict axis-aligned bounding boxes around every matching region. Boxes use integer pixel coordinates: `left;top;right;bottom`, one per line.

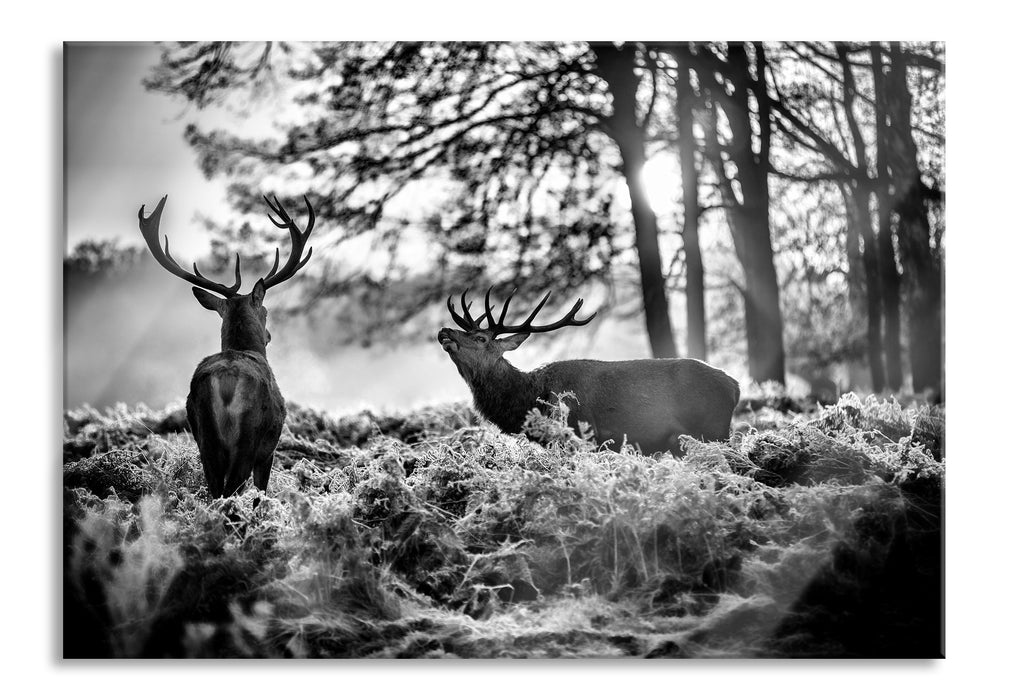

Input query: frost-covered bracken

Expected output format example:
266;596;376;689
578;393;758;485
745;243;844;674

63;393;942;658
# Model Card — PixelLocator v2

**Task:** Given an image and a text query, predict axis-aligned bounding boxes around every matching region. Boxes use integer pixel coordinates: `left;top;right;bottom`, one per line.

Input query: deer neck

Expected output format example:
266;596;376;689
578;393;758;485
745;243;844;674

220;316;268;356
464;358;543;434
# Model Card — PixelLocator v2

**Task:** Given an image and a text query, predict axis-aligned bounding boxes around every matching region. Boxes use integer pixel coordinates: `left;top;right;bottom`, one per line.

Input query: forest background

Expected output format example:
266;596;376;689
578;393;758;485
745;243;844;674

66;39;944;413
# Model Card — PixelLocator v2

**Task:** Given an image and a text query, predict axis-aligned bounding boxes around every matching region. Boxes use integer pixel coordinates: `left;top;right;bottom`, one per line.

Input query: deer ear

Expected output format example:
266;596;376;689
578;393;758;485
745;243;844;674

497;333;529;352
192;288;225;316
251;278;266;307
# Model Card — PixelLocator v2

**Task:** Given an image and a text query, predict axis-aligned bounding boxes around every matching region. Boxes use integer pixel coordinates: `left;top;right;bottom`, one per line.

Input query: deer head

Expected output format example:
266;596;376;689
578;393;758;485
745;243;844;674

137;194;315;355
438;288;596;382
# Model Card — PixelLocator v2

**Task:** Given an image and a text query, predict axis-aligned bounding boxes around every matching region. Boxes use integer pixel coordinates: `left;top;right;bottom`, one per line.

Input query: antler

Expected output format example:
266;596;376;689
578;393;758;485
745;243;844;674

138;195;243;298
261;194;315;291
447;288;493;330
447;287;597;336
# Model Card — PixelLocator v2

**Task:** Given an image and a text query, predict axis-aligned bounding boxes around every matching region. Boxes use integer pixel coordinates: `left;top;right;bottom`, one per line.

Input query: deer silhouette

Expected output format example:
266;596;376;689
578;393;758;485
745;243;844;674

438;288;739;454
137;194;315;497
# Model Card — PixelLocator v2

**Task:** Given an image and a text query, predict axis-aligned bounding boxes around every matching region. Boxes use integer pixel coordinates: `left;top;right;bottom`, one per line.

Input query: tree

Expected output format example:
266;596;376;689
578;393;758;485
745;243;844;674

691;42;786;384
144;41;945;395
146;41;682;357
836;41;885;391
762;41;943;393
591;43;677;357
882;42;944;394
869;42;905;391
669;46;707;360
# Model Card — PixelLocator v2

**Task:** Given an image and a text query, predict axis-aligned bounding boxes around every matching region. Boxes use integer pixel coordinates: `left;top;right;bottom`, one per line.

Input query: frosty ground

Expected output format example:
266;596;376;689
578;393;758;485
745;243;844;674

62;389;943;658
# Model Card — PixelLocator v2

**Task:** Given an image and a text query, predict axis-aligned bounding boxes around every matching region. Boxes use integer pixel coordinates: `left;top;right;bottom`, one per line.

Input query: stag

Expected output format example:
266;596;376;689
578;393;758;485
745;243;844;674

438;289;740;455
137;194;315;497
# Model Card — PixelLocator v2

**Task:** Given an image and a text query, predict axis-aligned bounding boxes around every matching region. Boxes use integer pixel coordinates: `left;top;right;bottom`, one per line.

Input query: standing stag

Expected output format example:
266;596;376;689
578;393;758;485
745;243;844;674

438;289;740;455
137;194;315;497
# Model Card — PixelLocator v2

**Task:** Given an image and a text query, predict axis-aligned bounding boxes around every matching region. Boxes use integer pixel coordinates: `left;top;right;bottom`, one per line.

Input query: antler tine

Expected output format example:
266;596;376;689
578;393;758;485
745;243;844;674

473;303;495;327
497;288;517;328
483;286;497;328
450;287;580;333
448;289;476;330
263;193;288;228
448;288;497;330
264;248;281;280
533;298;597;332
261;194;316;291
301;194;316;239
264;194;315;241
460;288;479;326
447;295;472;329
137;195;243;298
519;290;552;328
487;291;598;336
193;253;242;294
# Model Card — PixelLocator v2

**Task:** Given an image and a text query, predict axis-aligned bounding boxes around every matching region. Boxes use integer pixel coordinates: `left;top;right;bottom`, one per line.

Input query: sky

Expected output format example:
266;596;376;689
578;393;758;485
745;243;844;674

66;42;231;257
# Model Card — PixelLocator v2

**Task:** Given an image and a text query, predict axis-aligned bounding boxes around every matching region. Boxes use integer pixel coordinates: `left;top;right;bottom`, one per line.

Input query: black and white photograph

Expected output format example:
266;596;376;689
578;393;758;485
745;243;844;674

61;40;944;660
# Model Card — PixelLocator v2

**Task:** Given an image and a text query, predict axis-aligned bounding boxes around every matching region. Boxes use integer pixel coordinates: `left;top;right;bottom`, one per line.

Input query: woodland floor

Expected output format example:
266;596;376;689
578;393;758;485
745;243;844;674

62;389;943;658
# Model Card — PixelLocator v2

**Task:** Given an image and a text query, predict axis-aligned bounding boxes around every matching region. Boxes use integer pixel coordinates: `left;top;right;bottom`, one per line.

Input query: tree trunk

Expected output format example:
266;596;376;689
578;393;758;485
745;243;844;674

846;185;886;392
870;42;905;391
736;215;786;385
717;43;786;384
593;43;678;358
843;204;867;314
835;44;867;319
673;48;707;360
885;43;943;394
836;42;884;391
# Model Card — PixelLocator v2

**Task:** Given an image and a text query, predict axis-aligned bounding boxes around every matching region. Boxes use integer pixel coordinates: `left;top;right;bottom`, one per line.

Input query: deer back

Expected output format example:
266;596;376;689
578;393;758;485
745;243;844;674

535;357;740;453
186;350;286;498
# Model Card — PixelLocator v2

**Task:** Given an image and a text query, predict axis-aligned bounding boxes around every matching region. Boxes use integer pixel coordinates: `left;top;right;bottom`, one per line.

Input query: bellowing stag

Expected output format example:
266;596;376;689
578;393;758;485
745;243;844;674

137;194;315;497
438;289;739;455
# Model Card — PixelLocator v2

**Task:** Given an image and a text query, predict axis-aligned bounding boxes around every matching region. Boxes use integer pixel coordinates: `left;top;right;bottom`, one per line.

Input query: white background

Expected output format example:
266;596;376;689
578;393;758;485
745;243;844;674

3;2;999;696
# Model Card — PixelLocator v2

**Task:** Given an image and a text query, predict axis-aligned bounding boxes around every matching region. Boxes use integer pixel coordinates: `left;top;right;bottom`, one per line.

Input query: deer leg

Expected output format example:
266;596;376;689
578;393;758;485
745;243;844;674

252;452;274;492
667;434;686;457
221;451;250;497
201;443;228;498
222;416;265;497
665;419;690;457
250;445;273;511
188;398;228;497
252;423;282;492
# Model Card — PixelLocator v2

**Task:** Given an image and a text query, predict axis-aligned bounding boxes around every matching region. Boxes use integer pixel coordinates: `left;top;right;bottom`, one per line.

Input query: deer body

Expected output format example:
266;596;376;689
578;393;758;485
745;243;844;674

138;194;315;498
440;290;739;455
187;351;285;497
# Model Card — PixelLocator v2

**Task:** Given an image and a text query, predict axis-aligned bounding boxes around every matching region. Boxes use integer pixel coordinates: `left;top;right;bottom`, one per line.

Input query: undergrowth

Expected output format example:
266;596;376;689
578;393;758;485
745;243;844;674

63;393;943;658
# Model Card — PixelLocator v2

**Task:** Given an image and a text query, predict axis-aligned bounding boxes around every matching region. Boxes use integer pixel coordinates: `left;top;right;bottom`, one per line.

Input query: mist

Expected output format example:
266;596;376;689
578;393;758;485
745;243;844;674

63;260;685;414
63;262;461;413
